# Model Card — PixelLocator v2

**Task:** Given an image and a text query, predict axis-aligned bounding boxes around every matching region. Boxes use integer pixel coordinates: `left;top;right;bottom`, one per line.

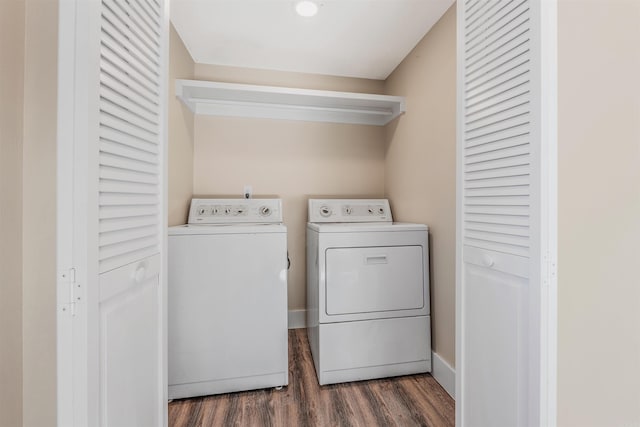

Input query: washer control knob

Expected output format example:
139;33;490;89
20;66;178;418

344;206;352;215
198;207;207;215
378;207;385;215
368;208;374;214
320;206;332;217
260;206;272;216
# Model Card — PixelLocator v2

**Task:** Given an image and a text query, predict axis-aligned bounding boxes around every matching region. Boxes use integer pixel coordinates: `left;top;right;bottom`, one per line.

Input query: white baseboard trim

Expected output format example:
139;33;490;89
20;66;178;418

288;309;306;329
432;351;455;399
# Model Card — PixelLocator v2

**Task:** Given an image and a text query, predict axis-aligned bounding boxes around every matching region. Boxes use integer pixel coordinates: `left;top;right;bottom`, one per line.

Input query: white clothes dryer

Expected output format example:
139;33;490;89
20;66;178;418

168;199;288;399
306;199;431;385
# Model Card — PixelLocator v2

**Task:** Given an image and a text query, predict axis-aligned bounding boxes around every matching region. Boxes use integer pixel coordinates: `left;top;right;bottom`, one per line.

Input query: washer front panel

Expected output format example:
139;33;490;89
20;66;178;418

168;229;288;398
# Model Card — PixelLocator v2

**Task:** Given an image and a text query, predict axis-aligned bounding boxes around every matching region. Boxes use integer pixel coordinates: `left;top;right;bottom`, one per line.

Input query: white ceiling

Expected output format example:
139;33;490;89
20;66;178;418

170;0;454;80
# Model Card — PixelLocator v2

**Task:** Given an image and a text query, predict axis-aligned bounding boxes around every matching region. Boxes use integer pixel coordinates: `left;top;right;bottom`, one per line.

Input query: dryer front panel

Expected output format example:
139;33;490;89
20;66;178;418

325;246;425;316
315;229;430;323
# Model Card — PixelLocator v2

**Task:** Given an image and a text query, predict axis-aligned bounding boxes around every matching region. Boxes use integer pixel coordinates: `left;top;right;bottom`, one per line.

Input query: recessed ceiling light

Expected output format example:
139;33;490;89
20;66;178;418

295;0;318;17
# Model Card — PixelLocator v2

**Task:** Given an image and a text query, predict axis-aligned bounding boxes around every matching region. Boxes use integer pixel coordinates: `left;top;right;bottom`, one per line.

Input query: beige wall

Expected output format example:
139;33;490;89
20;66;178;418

0;0;25;425
194;63;386;94
557;1;640;425
191;65;386;311
22;0;58;424
383;4;457;367
169;24;195;226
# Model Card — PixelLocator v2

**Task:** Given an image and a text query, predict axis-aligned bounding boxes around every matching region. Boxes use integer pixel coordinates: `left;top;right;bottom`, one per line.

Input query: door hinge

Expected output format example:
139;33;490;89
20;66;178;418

59;267;77;316
543;251;557;289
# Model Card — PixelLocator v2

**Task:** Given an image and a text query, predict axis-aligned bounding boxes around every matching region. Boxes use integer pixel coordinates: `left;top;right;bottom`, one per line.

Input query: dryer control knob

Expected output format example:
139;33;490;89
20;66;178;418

320;206;332;217
260;206;272;216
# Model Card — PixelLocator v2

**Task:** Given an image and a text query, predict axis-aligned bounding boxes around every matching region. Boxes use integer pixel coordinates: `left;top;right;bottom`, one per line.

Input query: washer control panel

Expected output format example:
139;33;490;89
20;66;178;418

188;198;283;224
308;199;392;223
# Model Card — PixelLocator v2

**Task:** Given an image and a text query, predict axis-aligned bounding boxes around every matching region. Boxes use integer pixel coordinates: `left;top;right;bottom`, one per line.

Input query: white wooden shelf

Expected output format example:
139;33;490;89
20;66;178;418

175;79;405;126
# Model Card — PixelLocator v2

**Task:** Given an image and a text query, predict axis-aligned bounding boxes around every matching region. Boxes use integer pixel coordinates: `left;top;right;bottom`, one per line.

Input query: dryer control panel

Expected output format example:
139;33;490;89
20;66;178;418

308;199;392;223
188;198;283;224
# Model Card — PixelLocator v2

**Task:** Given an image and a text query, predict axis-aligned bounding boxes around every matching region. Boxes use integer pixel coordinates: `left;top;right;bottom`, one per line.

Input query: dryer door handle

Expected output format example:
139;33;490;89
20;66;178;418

365;255;388;265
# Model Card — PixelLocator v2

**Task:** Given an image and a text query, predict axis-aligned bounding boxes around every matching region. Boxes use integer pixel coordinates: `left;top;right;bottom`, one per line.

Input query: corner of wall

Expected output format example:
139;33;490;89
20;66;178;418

168;25;196;226
382;3;457;369
21;0;59;424
0;0;25;424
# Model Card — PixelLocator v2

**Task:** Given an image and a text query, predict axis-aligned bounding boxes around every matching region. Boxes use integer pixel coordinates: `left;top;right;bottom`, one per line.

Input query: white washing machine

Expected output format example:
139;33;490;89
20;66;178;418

168;198;288;399
306;199;431;385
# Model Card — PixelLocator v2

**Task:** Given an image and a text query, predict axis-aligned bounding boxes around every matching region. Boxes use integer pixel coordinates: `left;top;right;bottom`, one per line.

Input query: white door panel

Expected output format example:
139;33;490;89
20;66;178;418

57;0;168;423
464;262;528;427
100;255;161;426
457;0;557;426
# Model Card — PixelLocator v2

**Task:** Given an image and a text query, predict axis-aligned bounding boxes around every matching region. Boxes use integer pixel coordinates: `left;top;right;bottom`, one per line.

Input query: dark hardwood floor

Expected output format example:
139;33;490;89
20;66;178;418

169;328;454;427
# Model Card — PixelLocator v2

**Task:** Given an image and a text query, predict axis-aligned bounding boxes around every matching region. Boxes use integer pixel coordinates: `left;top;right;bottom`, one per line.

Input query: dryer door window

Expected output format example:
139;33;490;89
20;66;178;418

325;245;425;316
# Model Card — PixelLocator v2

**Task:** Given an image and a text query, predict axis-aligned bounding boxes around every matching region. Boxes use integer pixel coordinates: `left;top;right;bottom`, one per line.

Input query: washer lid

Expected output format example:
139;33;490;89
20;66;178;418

169;223;287;235
307;222;427;233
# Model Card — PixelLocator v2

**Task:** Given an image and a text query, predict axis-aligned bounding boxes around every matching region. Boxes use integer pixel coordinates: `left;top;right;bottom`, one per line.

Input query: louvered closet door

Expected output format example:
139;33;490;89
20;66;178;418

457;0;552;426
97;0;165;424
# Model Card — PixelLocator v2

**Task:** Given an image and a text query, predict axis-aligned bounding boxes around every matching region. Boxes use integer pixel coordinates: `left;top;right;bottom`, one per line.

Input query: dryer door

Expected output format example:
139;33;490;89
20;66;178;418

325;245;426;319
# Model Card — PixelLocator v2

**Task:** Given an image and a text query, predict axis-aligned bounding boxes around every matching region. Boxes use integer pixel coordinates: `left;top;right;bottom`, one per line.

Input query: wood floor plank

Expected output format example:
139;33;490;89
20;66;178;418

352;382;397;426
169;329;455;427
197;394;230;426
404;376;456;426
